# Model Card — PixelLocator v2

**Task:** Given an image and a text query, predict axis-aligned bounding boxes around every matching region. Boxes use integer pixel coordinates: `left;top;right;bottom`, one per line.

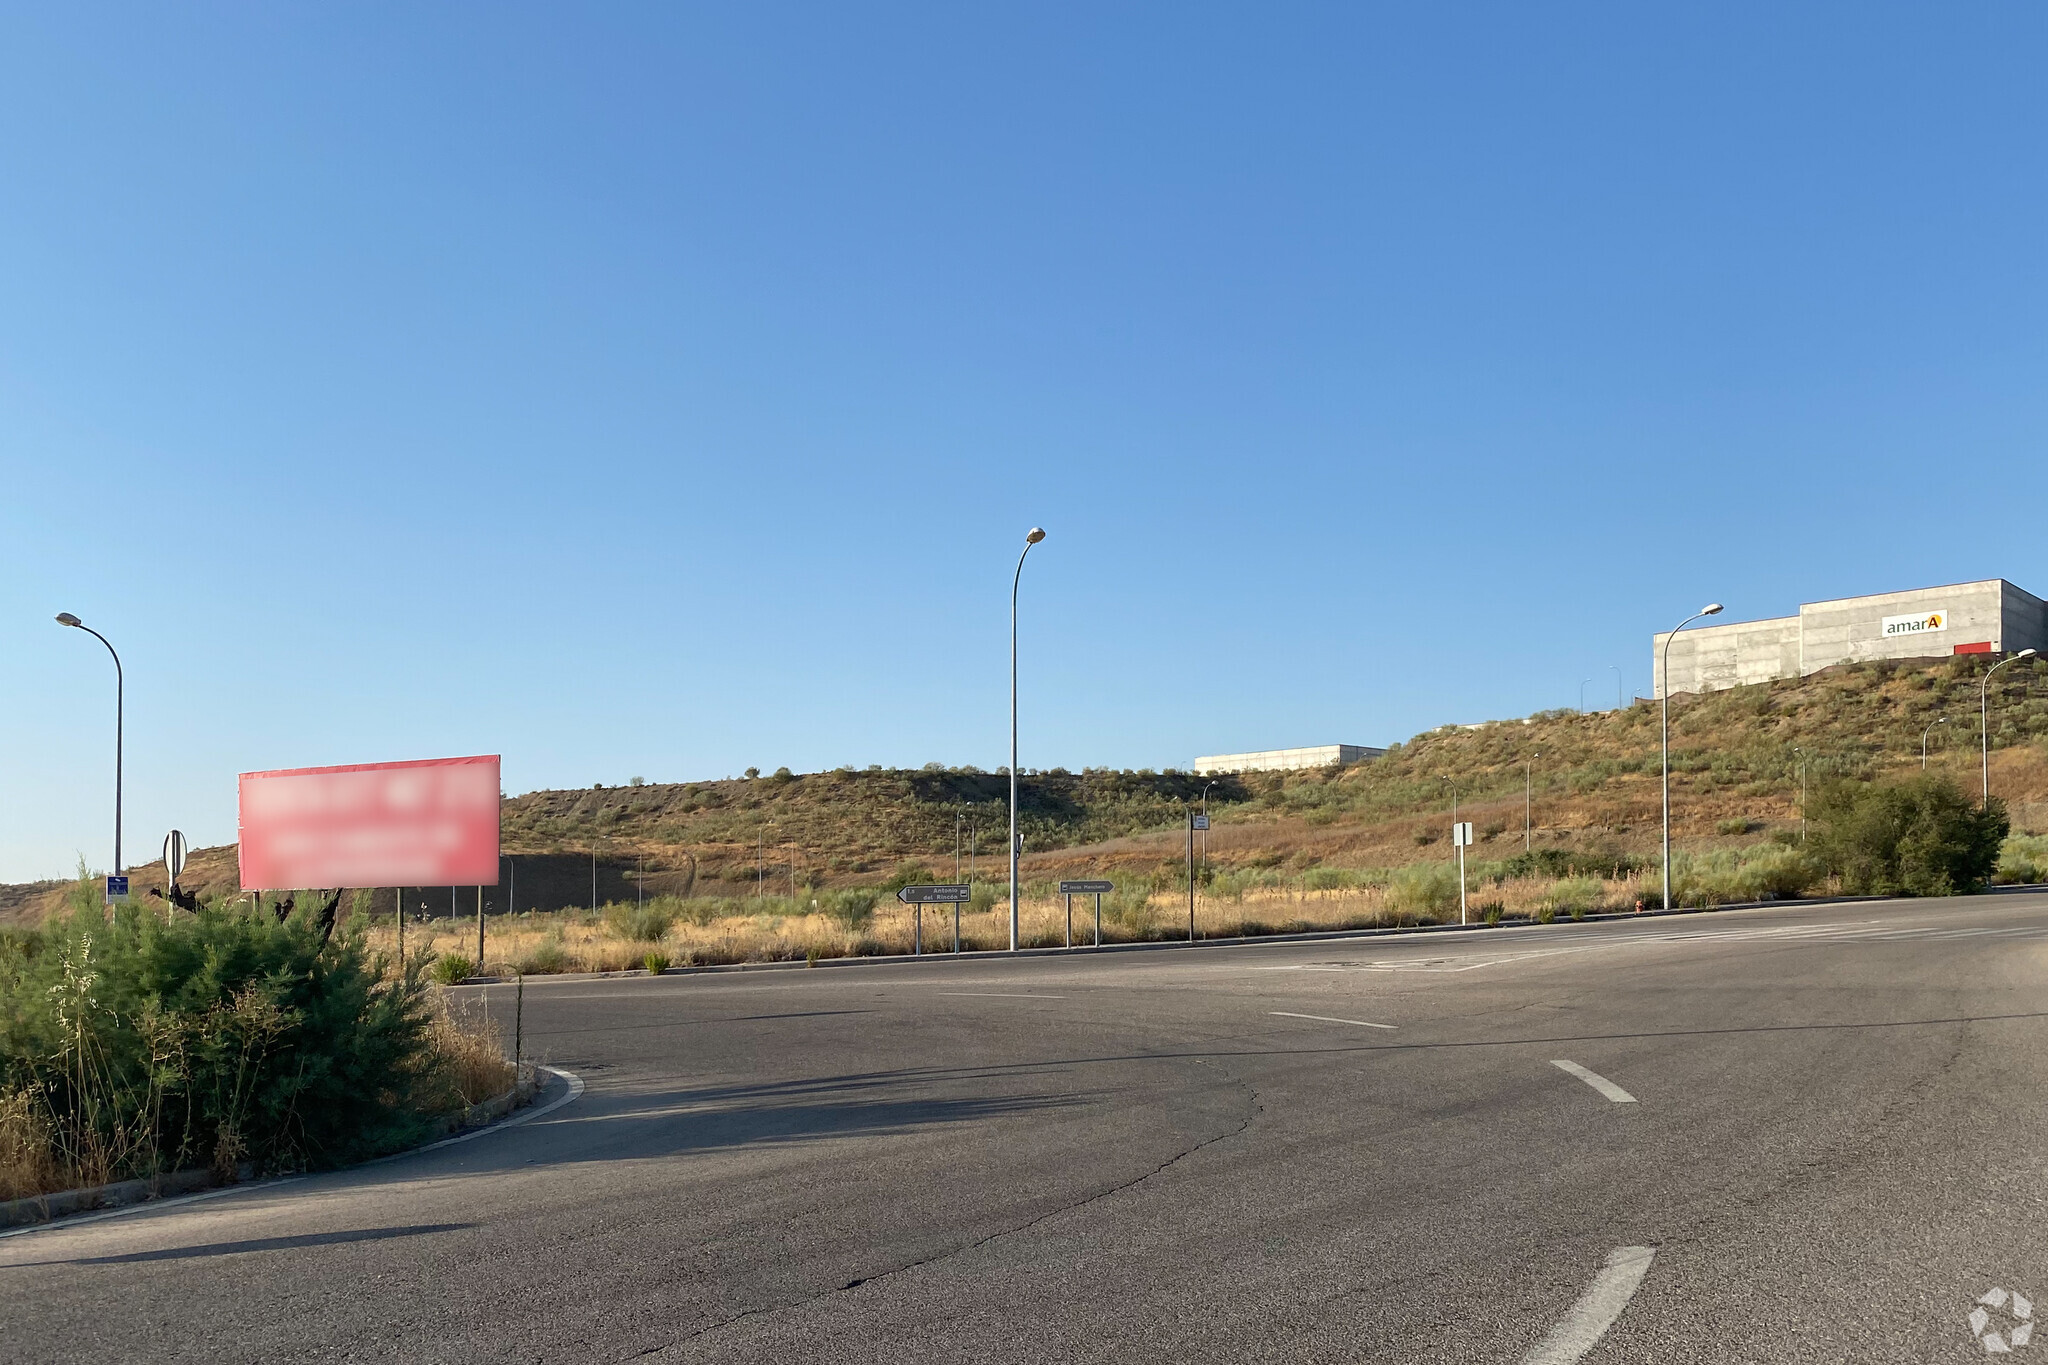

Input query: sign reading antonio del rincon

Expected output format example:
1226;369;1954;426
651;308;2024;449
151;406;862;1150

1882;609;1948;638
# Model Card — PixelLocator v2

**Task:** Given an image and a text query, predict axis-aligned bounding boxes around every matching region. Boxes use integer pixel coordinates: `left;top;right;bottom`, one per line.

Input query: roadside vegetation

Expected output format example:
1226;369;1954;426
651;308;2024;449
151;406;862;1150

0;874;515;1203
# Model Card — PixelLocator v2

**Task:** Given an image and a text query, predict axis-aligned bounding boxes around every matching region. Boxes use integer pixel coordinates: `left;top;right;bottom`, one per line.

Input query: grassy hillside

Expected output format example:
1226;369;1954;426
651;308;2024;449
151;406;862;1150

12;652;2047;925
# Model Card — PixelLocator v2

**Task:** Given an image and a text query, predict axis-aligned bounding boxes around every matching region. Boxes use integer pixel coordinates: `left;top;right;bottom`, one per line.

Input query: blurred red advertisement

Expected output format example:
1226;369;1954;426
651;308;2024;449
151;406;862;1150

239;754;501;890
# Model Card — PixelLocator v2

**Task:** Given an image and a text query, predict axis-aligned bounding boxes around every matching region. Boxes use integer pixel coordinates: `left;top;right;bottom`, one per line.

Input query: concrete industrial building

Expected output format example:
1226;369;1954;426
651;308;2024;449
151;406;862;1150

1655;578;2048;698
1193;744;1386;775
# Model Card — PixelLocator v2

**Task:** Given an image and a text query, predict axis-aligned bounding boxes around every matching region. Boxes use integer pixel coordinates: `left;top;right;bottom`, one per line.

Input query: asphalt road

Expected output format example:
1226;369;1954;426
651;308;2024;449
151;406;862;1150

9;892;2048;1364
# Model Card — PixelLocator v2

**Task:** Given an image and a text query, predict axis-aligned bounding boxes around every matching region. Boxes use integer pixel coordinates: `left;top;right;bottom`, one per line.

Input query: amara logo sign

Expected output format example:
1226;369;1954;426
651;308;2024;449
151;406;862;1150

1882;610;1948;637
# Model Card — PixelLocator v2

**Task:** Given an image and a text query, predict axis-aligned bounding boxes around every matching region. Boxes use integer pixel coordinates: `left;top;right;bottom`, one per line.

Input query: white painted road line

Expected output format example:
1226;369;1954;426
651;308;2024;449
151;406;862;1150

1270;1011;1398;1030
1521;1245;1656;1365
935;992;1068;999
1551;1059;1637;1103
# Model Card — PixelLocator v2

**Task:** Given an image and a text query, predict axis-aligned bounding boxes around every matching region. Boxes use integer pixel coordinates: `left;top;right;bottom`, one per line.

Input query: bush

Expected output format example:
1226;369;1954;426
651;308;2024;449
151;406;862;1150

604;901;675;943
430;954;476;985
1670;845;1826;906
1807;774;2007;896
1545;877;1605;917
1998;834;2048;885
642;952;671;974
1103;887;1155;934
1716;818;1757;836
818;887;879;931
0;895;462;1198
517;936;574;974
1385;862;1458;920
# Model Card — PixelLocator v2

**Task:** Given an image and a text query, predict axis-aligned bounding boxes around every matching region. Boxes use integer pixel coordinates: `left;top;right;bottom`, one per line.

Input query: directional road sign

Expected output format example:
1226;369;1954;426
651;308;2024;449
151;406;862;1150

1059;880;1115;894
1452;821;1475;847
896;884;972;904
1192;814;1210;831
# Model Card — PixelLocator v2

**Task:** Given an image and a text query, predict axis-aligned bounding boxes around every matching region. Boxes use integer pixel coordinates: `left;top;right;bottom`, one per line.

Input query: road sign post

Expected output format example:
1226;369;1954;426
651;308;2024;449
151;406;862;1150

163;830;188;890
1059;881;1114;949
1451;821;1474;924
896;885;971;956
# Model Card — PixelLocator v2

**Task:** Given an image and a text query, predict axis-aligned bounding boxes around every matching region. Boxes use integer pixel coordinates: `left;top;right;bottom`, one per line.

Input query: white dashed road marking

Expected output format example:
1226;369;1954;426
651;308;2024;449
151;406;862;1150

935;992;1068;999
1551;1060;1637;1103
1269;1011;1398;1030
1521;1245;1656;1364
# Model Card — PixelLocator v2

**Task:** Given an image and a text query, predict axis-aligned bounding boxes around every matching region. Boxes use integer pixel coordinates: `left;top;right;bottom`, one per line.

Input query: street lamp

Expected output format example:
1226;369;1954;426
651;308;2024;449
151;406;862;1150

1610;665;1623;711
1791;746;1805;844
1660;603;1724;911
1921;717;1948;770
1009;526;1046;951
1200;780;1217;874
1524;752;1539;852
1981;649;2038;805
1579;678;1593;713
56;613;124;880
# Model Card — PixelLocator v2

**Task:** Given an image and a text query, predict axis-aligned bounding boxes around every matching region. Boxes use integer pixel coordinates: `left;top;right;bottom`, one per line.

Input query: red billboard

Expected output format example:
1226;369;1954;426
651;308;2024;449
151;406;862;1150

238;755;501;890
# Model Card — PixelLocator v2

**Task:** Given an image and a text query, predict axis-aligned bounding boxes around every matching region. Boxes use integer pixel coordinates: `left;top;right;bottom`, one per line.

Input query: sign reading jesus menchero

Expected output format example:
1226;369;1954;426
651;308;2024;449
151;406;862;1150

1882;610;1948;638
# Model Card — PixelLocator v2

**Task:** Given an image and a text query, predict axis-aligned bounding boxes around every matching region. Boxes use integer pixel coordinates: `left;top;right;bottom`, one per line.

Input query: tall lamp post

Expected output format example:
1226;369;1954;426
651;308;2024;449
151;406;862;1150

1009;527;1046;951
1981;649;2038;805
1524;752;1539;852
1921;717;1947;770
1660;603;1724;911
1791;747;1805;843
55;613;124;880
1200;781;1217;874
1611;665;1623;711
1579;678;1593;713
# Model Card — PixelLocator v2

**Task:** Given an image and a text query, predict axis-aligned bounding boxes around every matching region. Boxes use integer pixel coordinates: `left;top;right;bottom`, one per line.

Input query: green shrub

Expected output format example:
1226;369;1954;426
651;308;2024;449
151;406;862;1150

517;936;574;974
0;895;446;1191
1807;774;2007;896
1385;862;1458;920
1103;887;1155;934
1301;867;1365;892
818;887;879;931
1997;834;2048;885
1716;818;1756;836
1545;877;1604;916
604;901;675;943
968;883;1000;915
1669;844;1826;907
430;954;476;985
642;952;671;974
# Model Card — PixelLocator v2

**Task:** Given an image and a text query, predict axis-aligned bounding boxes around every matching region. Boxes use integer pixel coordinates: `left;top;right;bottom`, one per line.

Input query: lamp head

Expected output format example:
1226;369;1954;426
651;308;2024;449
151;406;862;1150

1025;527;1046;544
1702;603;1724;616
55;612;81;628
2020;649;2039;660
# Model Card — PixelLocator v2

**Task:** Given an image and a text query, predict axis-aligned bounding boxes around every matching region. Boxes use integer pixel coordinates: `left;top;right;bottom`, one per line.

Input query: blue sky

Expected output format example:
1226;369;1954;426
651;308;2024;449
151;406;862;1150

4;4;2046;881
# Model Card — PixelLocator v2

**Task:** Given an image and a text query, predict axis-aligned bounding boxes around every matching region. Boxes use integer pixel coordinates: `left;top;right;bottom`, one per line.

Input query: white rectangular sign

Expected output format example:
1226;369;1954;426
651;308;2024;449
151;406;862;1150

1452;821;1474;847
1882;609;1948;639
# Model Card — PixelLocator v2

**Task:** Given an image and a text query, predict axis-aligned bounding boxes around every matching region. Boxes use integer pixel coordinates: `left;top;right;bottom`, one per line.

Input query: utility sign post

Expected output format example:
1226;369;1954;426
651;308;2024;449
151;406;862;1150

896;884;971;956
1451;821;1474;925
1059;879;1115;948
163;830;188;889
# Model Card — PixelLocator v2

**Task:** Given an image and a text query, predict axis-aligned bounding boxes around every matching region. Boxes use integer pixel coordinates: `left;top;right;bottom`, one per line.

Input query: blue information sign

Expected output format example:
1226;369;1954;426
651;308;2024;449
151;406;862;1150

104;875;130;903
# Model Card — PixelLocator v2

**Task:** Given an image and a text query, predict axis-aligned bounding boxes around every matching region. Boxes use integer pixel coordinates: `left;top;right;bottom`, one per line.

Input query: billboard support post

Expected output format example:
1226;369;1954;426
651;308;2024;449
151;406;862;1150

476;886;485;973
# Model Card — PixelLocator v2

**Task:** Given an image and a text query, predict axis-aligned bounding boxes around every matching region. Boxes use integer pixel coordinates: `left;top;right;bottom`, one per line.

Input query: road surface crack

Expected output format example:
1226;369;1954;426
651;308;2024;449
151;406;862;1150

638;1071;1262;1359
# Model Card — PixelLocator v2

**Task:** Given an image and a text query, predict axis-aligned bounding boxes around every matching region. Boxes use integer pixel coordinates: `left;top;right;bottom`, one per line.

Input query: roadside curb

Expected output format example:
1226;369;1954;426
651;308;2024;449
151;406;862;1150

451;885;2048;988
0;1066;571;1234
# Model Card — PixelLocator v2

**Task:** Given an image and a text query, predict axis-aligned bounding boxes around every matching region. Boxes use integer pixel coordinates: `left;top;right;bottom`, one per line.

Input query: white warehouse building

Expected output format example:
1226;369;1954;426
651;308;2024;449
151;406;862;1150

1655;578;2048;698
1193;744;1385;775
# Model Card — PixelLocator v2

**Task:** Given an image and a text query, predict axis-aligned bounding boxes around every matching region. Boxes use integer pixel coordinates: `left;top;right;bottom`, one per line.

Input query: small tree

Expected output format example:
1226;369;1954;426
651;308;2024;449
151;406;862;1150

1807;773;2007;897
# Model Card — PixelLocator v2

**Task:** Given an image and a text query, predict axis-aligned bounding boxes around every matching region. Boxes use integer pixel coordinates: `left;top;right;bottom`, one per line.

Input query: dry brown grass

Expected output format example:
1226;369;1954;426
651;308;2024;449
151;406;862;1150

364;868;1686;976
